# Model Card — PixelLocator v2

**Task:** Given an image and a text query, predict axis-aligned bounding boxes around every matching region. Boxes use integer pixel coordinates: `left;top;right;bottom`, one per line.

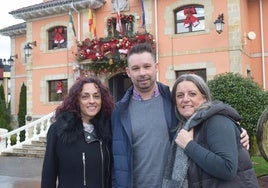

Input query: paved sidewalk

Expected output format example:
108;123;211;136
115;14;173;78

0;156;43;188
1;155;266;188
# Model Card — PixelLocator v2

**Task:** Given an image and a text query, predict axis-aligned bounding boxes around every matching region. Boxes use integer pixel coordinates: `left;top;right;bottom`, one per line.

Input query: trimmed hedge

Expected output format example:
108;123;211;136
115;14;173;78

208;72;268;153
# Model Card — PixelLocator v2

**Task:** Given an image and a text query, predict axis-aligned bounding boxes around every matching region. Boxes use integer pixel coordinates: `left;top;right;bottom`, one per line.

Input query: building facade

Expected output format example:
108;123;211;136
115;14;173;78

0;0;267;122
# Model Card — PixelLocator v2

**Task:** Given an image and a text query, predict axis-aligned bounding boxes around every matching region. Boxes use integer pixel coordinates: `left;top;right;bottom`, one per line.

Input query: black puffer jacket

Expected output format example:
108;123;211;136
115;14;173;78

41;112;111;188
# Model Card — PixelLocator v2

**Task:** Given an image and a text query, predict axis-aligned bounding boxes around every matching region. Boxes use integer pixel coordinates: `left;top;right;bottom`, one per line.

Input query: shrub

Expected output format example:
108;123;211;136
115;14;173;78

208;72;268;154
0;84;12;131
17;83;27;141
0;84;6;107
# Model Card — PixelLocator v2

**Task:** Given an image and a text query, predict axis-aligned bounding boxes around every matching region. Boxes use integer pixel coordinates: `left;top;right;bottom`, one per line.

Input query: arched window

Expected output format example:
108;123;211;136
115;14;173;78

174;5;205;34
48;26;67;50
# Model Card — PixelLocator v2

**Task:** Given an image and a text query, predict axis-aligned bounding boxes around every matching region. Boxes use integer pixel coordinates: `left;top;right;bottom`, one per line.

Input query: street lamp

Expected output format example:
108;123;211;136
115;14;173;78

214;13;224;34
24;41;36;57
0;58;13;106
0;55;17;73
7;54;18;67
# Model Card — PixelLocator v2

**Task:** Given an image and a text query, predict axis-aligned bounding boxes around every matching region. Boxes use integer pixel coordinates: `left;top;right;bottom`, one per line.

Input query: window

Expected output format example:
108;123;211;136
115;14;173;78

48;79;67;102
246;69;251;78
175;69;207;82
107;14;135;37
48;26;67;50
174;5;205;34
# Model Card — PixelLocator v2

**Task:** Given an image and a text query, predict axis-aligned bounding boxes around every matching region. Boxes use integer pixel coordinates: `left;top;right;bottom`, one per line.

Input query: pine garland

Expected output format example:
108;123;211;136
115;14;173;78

76;33;155;74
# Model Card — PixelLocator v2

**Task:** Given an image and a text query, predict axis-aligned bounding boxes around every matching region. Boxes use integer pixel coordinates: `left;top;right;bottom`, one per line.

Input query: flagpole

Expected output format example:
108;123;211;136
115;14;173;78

70;3;80;41
154;0;159;81
141;0;146;31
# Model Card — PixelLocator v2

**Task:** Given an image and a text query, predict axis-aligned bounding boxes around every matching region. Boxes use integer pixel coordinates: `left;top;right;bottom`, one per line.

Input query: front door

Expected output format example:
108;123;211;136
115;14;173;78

108;72;132;102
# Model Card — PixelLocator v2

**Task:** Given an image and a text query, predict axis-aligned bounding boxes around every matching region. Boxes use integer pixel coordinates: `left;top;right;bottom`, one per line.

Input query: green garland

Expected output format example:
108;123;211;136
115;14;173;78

76;14;155;75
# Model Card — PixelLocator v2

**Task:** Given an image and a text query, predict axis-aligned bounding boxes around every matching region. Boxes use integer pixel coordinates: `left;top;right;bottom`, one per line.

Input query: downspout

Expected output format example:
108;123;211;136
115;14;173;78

259;0;266;89
71;3;81;41
154;0;159;81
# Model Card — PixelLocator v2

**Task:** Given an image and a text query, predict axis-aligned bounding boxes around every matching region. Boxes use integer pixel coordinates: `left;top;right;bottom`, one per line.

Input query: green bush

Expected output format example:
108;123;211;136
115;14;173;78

18;83;27;127
0;84;6;107
10;135;17;146
208;72;268;154
0;118;9;131
0;84;12;131
17;83;27;141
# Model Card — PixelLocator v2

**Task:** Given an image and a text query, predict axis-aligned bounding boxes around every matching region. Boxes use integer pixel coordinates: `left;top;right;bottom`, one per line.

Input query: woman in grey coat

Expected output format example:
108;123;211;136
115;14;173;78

162;73;259;188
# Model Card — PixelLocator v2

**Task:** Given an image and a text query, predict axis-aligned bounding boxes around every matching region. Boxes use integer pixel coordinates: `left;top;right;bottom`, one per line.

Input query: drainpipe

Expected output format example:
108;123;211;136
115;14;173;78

154;0;159;81
71;3;81;41
259;0;266;89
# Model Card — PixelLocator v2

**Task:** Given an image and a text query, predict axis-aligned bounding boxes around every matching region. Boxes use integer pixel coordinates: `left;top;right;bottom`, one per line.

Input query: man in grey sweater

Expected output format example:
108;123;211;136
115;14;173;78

111;43;250;188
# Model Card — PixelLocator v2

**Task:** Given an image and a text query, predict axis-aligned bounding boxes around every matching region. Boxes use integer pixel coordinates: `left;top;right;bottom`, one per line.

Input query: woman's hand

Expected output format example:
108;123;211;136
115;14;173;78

175;128;194;149
240;128;250;150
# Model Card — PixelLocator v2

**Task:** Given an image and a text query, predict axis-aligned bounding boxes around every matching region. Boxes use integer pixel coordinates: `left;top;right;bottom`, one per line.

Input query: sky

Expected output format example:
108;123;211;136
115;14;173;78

0;0;43;59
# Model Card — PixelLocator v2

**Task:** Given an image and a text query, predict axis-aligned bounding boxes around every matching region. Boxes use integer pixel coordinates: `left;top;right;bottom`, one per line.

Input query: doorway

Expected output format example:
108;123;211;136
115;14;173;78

108;72;132;102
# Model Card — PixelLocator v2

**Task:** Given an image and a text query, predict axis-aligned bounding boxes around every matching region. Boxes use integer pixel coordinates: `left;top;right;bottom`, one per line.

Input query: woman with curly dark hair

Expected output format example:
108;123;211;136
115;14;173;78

41;77;114;188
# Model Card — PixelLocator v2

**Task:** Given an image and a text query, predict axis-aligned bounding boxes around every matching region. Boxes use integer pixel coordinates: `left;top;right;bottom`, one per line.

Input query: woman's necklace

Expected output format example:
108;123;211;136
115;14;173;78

83;122;94;133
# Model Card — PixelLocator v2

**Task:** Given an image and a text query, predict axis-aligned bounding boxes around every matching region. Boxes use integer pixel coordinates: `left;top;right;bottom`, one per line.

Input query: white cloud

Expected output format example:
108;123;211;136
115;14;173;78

0;0;43;59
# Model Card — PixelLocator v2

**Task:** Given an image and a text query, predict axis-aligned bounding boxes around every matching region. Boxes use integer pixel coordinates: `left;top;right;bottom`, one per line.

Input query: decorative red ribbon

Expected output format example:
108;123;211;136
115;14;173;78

183;6;199;28
56;81;63;94
54;27;65;44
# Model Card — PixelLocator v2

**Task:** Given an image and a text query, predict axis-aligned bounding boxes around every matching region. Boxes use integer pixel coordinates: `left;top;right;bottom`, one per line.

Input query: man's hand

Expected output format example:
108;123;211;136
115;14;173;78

240;128;249;150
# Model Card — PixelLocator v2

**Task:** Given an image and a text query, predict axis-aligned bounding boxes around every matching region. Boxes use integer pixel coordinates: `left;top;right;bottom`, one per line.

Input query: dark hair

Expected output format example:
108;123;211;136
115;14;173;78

55;77;114;118
55;77;114;142
171;74;212;121
127;42;156;63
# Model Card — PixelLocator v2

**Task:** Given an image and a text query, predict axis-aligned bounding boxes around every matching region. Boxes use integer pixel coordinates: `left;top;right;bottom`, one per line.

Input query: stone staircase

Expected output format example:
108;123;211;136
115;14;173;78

0;136;47;158
0;112;53;158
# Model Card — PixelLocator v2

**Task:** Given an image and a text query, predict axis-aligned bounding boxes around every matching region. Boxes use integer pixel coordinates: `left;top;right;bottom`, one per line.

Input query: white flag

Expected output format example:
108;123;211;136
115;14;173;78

69;10;76;37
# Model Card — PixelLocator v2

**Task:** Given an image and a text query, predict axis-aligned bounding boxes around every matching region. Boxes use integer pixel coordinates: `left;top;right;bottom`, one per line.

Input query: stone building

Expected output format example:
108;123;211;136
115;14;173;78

0;0;267;122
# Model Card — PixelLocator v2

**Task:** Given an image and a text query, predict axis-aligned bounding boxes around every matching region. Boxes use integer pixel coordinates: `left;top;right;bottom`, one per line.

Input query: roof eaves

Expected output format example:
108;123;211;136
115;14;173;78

0;22;26;37
9;0;105;20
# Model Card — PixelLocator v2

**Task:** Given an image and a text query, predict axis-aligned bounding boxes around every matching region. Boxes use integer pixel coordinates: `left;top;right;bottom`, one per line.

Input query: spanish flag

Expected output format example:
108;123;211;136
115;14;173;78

88;9;96;37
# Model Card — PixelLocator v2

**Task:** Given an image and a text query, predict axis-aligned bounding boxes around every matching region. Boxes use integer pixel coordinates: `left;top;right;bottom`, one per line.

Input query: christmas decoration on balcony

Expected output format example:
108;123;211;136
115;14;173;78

107;14;135;37
76;32;155;74
183;6;199;28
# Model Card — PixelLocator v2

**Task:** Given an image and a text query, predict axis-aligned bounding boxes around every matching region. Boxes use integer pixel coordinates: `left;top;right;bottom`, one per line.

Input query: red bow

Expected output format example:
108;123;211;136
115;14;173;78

183;7;199;28
56;81;63;94
54;27;65;44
